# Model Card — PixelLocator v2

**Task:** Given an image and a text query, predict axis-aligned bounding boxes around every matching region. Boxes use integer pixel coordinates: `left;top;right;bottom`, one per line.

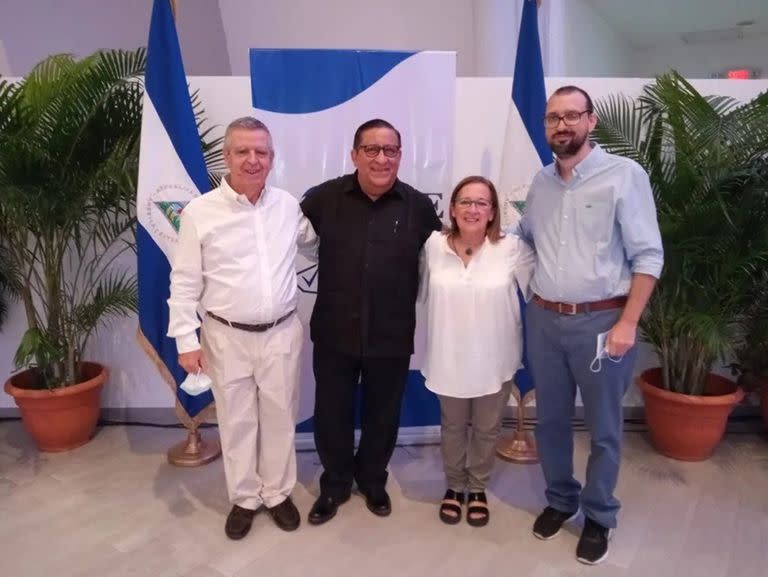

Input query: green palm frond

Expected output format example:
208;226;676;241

594;71;768;394
0;49;146;387
0;246;18;328
0;48;222;387
71;271;138;348
190;88;225;187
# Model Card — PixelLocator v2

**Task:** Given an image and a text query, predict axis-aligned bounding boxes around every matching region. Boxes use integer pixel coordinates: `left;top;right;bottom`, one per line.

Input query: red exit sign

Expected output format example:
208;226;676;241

727;68;754;79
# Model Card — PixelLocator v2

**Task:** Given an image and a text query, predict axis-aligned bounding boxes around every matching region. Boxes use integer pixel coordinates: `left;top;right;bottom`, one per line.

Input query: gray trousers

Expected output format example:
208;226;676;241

526;301;637;529
438;383;511;492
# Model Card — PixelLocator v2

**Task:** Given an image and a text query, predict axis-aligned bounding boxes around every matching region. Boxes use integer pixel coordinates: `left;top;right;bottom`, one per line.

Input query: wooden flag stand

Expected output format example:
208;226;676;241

496;385;538;463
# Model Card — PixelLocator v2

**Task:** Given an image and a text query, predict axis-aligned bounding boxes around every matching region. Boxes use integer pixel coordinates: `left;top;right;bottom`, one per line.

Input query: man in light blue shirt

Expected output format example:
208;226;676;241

520;85;663;565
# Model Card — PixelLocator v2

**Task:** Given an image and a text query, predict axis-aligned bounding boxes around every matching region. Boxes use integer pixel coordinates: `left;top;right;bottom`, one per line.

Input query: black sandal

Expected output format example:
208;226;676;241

439;489;465;525
466;491;489;527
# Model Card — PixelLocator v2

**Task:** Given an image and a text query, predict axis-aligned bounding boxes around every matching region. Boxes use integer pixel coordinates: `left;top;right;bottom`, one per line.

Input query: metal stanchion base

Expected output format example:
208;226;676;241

167;429;221;467
496;429;538;464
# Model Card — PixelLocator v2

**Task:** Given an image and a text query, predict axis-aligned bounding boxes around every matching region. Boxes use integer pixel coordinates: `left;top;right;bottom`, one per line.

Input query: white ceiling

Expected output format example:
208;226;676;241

581;0;768;49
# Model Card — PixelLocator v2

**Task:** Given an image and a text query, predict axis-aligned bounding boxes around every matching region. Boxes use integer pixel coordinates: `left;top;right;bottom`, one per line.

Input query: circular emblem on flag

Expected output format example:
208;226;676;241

500;184;530;228
145;183;198;247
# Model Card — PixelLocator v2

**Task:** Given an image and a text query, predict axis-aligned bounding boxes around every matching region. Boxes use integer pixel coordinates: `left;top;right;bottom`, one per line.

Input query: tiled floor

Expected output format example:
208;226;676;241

1;422;767;577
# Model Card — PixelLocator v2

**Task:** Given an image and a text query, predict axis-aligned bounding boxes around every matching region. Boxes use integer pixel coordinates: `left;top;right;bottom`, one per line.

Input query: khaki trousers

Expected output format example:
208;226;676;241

201;313;303;510
437;382;511;492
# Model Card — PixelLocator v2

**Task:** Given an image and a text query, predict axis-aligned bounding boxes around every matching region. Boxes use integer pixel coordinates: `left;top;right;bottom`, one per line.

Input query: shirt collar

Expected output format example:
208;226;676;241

220;175;271;207
547;142;605;181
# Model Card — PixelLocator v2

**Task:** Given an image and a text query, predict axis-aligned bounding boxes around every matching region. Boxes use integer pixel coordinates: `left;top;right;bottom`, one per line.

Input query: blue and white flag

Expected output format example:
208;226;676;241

500;0;551;399
499;0;551;227
136;0;214;427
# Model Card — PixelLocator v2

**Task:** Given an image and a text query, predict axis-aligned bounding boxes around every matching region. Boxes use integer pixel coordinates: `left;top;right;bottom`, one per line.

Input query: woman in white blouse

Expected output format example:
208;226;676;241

420;175;534;527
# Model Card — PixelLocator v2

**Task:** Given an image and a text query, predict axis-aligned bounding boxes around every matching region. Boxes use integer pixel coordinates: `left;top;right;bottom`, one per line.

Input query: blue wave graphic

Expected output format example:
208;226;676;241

250;49;416;114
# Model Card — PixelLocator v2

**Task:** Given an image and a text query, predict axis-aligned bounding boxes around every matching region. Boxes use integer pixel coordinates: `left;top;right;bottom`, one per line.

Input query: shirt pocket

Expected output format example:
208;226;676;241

577;198;613;244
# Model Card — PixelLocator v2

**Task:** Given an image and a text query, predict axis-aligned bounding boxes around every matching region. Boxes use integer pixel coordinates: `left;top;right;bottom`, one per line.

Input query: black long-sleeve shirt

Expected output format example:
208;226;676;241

301;172;441;358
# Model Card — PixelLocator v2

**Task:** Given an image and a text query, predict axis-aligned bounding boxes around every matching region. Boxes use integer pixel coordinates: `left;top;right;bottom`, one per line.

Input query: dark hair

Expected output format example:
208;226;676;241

551;85;594;113
447;175;502;243
353;118;402;148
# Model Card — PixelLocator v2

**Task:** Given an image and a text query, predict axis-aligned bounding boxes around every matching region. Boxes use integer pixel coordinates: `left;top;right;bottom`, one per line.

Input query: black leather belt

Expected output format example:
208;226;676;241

206;310;294;332
533;294;628;315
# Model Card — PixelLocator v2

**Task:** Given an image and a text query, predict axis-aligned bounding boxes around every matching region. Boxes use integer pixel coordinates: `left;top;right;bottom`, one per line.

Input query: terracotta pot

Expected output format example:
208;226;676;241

4;362;107;452
636;368;744;461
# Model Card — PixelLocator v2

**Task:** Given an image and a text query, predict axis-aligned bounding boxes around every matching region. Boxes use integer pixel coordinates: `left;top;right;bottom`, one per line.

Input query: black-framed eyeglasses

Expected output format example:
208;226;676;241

357;144;401;158
543;110;591;128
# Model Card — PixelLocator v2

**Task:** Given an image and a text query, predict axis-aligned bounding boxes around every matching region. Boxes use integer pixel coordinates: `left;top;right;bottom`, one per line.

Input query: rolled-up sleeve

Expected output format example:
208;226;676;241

618;165;664;278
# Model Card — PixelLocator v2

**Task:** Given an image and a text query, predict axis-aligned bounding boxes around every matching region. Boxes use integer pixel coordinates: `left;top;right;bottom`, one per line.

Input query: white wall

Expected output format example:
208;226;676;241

559;0;633;77
3;0;766;82
219;0;561;78
0;38;11;75
4;75;767;411
218;0;477;76
0;0;229;76
630;34;768;79
0;0;557;79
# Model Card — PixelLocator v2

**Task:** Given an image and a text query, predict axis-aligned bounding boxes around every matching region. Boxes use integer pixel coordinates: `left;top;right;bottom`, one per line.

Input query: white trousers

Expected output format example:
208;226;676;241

201;313;303;510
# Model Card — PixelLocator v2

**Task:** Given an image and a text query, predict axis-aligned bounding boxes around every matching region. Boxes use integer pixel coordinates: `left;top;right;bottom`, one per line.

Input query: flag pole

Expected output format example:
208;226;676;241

157;0;220;466
495;0;548;464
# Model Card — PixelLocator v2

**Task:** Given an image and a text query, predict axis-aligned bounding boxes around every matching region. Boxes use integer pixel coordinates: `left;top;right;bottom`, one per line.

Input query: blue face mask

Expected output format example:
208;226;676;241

589;331;624;373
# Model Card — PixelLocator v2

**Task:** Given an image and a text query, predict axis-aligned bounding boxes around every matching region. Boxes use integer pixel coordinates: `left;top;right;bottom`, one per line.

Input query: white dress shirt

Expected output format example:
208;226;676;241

420;230;535;398
168;177;304;353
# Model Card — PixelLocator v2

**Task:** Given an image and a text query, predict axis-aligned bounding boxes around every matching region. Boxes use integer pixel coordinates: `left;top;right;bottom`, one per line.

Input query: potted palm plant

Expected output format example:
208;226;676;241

593;72;768;460
0;49;145;451
731;271;768;429
0;247;15;330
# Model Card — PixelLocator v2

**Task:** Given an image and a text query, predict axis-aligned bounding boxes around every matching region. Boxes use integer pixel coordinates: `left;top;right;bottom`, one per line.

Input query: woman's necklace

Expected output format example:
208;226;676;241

451;235;482;257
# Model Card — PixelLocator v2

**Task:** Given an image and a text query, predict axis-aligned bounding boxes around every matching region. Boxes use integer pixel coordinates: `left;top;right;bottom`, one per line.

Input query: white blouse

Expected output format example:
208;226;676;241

420;230;535;399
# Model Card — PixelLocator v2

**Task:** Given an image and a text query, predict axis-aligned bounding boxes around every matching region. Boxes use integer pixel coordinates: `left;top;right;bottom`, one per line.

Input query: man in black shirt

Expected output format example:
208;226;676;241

301;119;441;525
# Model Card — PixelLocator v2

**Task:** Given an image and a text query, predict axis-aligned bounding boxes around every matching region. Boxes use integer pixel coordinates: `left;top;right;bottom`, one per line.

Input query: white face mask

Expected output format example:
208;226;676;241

180;369;213;396
589;331;624;373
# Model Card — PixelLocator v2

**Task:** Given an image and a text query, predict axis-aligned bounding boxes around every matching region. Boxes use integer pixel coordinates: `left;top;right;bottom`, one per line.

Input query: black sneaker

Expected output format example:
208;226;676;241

532;506;579;540
576;517;613;565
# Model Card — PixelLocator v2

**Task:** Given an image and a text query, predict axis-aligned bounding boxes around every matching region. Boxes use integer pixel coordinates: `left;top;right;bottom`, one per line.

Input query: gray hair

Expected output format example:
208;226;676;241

223;117;274;152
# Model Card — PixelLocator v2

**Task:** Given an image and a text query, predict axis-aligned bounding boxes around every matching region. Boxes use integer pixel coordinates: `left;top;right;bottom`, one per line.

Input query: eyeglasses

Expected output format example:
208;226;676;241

357;144;401;158
543;110;591;128
455;198;492;210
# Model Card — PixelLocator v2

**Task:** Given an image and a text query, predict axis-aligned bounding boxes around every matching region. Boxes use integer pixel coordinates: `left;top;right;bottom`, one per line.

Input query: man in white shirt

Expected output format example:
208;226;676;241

168;117;304;539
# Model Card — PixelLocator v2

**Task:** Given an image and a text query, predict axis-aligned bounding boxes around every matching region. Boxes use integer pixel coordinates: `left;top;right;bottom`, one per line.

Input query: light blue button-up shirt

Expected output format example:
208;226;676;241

519;144;663;303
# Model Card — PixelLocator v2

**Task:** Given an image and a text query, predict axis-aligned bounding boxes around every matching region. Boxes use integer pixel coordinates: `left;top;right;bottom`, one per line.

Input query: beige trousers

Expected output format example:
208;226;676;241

437;382;511;492
201;313;303;510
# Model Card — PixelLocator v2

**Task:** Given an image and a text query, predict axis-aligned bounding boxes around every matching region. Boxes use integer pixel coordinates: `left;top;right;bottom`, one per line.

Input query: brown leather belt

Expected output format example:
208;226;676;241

206;310;294;332
532;294;627;315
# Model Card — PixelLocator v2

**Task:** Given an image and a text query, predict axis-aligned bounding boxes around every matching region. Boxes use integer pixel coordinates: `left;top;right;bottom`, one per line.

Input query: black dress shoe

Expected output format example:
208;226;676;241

361;487;391;517
267;496;301;532
308;494;350;526
225;504;257;540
